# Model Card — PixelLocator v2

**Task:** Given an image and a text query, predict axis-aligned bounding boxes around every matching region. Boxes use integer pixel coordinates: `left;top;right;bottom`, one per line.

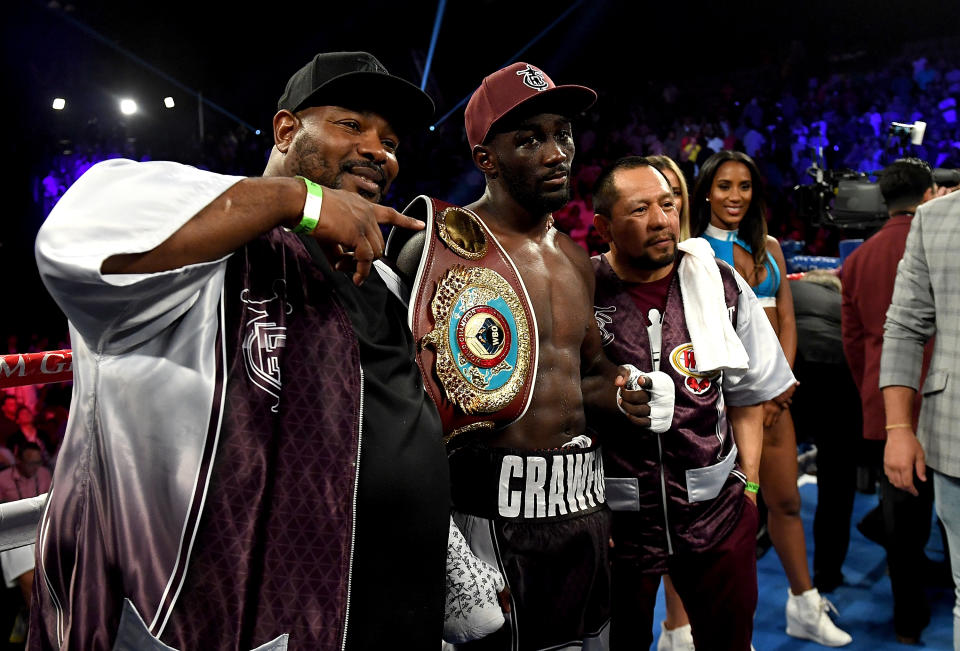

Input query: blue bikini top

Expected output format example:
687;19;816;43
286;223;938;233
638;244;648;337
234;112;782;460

702;224;780;304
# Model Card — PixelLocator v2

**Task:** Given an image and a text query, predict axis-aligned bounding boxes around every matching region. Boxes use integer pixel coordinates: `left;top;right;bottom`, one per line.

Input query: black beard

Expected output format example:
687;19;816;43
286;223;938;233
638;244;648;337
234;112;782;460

501;168;570;215
338;160;386;201
292;135;339;188
540;187;573;214
630;248;677;270
291;137;385;202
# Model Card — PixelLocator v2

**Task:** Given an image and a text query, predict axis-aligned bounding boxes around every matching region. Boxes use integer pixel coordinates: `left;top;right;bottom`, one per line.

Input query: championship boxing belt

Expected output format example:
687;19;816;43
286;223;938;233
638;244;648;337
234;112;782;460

386;196;539;443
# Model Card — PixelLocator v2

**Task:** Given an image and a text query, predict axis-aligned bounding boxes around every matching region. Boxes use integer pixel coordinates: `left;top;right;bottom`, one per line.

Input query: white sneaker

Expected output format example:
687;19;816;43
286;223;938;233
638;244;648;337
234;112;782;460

785;588;852;647
657;621;695;651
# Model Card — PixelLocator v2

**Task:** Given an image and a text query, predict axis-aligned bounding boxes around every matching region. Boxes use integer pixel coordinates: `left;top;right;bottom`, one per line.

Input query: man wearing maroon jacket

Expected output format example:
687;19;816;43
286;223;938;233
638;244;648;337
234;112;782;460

841;157;937;644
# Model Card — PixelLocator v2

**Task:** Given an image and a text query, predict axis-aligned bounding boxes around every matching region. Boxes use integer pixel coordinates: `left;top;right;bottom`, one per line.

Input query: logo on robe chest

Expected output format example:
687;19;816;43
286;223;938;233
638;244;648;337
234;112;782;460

668;343;721;395
241;284;292;413
594;305;616;346
421;265;532;414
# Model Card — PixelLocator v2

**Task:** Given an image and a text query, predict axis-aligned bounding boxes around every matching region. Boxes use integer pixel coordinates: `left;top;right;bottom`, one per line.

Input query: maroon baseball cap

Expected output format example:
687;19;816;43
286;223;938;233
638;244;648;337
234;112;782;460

464;62;597;150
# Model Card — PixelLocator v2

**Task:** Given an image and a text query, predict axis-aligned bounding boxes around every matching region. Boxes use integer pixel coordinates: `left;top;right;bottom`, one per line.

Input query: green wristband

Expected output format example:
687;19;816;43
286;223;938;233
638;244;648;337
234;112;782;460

744;481;760;494
293;176;323;234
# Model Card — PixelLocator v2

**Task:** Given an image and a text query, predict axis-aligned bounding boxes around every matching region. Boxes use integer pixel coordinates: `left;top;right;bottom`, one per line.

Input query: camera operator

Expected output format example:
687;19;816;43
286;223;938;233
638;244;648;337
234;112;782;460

934;167;960;196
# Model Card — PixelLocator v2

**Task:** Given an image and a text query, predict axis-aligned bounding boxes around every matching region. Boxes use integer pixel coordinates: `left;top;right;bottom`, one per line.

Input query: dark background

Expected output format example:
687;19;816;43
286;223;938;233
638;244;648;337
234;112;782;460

3;0;960;341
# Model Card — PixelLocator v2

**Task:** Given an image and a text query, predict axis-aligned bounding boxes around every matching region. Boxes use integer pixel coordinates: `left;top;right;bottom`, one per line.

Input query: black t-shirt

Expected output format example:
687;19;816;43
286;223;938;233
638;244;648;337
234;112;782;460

303;238;449;647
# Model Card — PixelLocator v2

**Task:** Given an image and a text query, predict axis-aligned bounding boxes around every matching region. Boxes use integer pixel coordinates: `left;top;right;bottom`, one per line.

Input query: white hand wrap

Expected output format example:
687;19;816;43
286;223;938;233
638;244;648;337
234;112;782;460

443;517;506;643
617;364;675;434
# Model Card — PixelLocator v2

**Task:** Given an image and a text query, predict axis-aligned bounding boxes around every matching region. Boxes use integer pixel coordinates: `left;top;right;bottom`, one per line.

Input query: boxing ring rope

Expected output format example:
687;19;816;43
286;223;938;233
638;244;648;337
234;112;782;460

0;350;74;551
0;350;73;389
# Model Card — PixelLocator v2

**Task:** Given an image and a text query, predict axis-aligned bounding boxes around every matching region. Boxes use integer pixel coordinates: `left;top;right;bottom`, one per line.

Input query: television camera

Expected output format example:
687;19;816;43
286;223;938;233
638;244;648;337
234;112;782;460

793;120;929;230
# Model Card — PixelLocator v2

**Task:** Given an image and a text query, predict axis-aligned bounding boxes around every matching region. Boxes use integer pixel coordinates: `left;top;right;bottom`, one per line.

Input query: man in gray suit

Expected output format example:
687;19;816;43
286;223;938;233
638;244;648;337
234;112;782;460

881;189;960;650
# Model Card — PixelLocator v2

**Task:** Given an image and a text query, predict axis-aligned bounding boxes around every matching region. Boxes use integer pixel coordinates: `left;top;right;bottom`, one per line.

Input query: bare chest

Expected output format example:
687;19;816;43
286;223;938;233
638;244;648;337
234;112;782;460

504;240;591;348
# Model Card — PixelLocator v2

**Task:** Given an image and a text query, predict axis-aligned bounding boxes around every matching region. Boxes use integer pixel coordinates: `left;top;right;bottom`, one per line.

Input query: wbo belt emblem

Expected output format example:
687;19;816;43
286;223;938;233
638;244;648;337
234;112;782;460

457;306;511;368
668;342;721;396
422;263;532;415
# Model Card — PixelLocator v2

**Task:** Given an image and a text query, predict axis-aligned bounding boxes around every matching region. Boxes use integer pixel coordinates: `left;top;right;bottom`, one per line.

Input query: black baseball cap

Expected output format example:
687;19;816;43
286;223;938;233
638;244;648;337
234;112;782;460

277;51;435;133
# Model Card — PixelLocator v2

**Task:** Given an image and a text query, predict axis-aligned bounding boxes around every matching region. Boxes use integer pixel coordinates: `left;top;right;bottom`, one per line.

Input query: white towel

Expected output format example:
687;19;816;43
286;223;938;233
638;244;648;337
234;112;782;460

677;238;749;379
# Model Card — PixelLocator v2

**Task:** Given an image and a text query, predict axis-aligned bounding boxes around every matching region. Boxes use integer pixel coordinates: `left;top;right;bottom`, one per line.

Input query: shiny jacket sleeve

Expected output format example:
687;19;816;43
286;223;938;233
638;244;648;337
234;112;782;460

723;271;797;406
34;159;243;353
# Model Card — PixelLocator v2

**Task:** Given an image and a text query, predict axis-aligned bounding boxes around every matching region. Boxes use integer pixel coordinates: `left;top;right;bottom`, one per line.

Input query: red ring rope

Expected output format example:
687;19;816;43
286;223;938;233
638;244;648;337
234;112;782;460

0;351;73;389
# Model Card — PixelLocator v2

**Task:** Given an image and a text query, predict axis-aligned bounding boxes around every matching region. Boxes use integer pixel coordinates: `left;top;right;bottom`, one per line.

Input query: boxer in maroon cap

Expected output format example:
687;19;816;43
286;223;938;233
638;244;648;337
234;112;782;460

446;62;647;651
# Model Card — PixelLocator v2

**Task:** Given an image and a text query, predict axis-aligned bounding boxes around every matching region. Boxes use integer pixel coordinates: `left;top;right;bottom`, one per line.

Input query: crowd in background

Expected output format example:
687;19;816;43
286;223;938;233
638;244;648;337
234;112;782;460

30;36;960;264
550;39;960;258
0;335;71;647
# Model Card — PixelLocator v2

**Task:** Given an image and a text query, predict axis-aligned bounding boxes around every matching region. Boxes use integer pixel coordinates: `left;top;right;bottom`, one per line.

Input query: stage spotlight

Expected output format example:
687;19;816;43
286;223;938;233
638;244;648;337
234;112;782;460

164;97;175;109
255;129;261;135
52;98;66;110
119;98;138;115
429;125;436;132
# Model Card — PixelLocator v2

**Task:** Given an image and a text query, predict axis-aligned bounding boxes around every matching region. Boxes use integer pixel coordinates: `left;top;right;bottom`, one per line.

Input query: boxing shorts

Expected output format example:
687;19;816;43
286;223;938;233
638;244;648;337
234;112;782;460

448;441;611;650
